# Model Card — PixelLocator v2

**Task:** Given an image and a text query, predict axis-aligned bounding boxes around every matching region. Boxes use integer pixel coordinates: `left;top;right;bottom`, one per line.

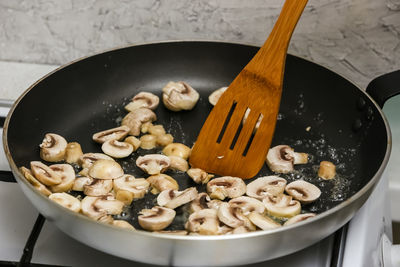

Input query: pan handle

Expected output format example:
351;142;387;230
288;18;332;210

366;70;400;108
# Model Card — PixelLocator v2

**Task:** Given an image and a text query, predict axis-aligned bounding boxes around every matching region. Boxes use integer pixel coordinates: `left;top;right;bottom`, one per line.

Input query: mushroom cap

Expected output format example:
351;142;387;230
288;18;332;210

162;81;200;111
20;166;52;196
208;86;228;106
88;159;124;180
285;180;321;204
168;156;189;172
49;192;81;213
162;143;191;160
83;179;113;196
157;187;198;209
246;176;287;199
146;174;179;194
185;208;219;235
92;125;130;144
248;212;281;230
138;206;176;231
136;154;170;175
121;108;157;136
284;213;316;226
263;194;301;218
266;145;295;173
189;192;211;213
79;153;114;169
217;202;255;230
206;176;246;200
39;133;68;162
101;140;133;158
228;196;265;215
30;161;62;186
48;164;76;193
125;92;159;111
113;175;150;199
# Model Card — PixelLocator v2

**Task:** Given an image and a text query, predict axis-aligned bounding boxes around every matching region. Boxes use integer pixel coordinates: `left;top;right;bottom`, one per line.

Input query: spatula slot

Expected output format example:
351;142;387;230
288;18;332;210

242;113;264;156
229;108;251;150
216;101;237;144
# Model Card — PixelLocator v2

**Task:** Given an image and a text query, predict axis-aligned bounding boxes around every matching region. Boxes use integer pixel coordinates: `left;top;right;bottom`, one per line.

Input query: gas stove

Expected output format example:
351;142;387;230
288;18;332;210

0;61;397;267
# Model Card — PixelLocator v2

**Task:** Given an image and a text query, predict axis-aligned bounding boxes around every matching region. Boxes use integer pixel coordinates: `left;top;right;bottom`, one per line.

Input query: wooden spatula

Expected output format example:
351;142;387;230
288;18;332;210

189;0;308;179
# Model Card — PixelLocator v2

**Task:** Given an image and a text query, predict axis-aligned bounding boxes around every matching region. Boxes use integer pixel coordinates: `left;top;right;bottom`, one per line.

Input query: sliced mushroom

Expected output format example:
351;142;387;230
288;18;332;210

92;125;130;144
139;134;157;149
147;174;179;194
208;86;228;106
231;226;251;234
207;176;246;200
121;108;157;136
113;220;135;230
246;176;287;199
49;192;81;212
30;161;62;186
284;213;316;226
71;176;92;191
187;168;214;184
113;175;150;203
217;202;256;230
39;133;68;162
285;180;321;204
185;208;219;235
138;206;176;231
263;194;301;218
248;212;281;230
48;164;76;193
125;92;159;112
157;187;198;209
83;179;113;196
266;145;308;173
101;140;133;158
20;167;52;196
156;230;188;235
318;161;336;180
207;199;224;211
189;192;211;213
88;159;124;180
124;136;141;151
162;81;200;111
136;154;170;175
64;142;83;164
228;196;265;215
168;156;189;172
79;153;114;169
156;134;174;147
162;143;191;160
147;124;166;136
81;195;124;220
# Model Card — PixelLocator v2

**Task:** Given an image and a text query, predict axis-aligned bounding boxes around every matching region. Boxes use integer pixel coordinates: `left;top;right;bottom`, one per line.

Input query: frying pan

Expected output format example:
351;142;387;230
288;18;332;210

3;41;398;266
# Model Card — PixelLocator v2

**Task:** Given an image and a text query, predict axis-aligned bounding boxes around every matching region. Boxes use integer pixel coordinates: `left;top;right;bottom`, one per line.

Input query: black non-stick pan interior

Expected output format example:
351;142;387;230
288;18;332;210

7;41;388;230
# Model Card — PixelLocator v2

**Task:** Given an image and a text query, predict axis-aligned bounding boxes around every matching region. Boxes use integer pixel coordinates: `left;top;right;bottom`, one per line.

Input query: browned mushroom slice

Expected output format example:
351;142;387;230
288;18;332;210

146;174;179;194
162;143;191;160
162;81;200;111
125;92;160;112
206;176;246;200
64;142;83;164
39;133;68;162
139;134;157;150
88;159;124;180
185;208;219;235
81;195;124;220
248;212;281;230
101;140;133;158
217;202;256;230
136;154;170;175
49;164;76;193
20;167;52;196
84;179;113;196
189;192;211;213
157;187;198;209
246;176;287;199
79;153;114;169
121;108;157;136
138;206;176;231
208;86;228;106
263;194;301;218
318;161;336;179
49;192;81;212
285;180;321;204
187;168;214;184
156;134;174;147
72;176;93;191
92;125;130;144
266;145;308;173
147;124;166;136
168;156;189;172
283;213;316;226
30;161;62;186
228;196;265;215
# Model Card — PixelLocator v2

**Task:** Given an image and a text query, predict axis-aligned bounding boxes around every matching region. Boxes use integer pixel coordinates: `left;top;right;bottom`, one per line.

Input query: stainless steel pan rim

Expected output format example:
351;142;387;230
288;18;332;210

2;40;392;242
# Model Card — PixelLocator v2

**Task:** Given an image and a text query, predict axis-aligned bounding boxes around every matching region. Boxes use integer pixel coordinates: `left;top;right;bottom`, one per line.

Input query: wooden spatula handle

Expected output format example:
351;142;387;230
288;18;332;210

247;0;308;88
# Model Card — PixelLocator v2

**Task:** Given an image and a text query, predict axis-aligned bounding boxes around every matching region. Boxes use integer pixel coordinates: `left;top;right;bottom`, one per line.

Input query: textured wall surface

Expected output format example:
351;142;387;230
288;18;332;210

0;0;399;88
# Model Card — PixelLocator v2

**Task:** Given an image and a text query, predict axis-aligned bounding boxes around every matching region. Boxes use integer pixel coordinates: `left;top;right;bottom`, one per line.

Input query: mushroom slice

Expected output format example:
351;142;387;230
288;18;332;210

156;134;174;147
156;230;188;235
263;194;301;218
49;192;81;212
84;179;113;196
284;213;316;226
88;159;124;180
113;220;135;230
30;161;62;186
136;154;170;175
20;167;52;196
168;156;189;172
121;108;157;136
147;124;166;136
187;168;214;184
246;176;287;199
162;81;200;111
138;206;176;231
81;195;124;220
101;140;133;158
266;145;295;173
207;199;224;211
206;176;246;200
79;153;114;169
64;142;83;164
248;212;281;230
139;134;157;150
39;133;68;162
92;125;130;144
185;208;219;235
318;161;336;180
162;143;191;160
72;176;93;191
285;180;321;204
147;174;179;194
113;175;150;200
228;196;265;215
125;92;159;111
208;86;228;106
124;136;141;151
217;202;256;230
49;164;76;193
157;187;198;209
189;192;211;213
